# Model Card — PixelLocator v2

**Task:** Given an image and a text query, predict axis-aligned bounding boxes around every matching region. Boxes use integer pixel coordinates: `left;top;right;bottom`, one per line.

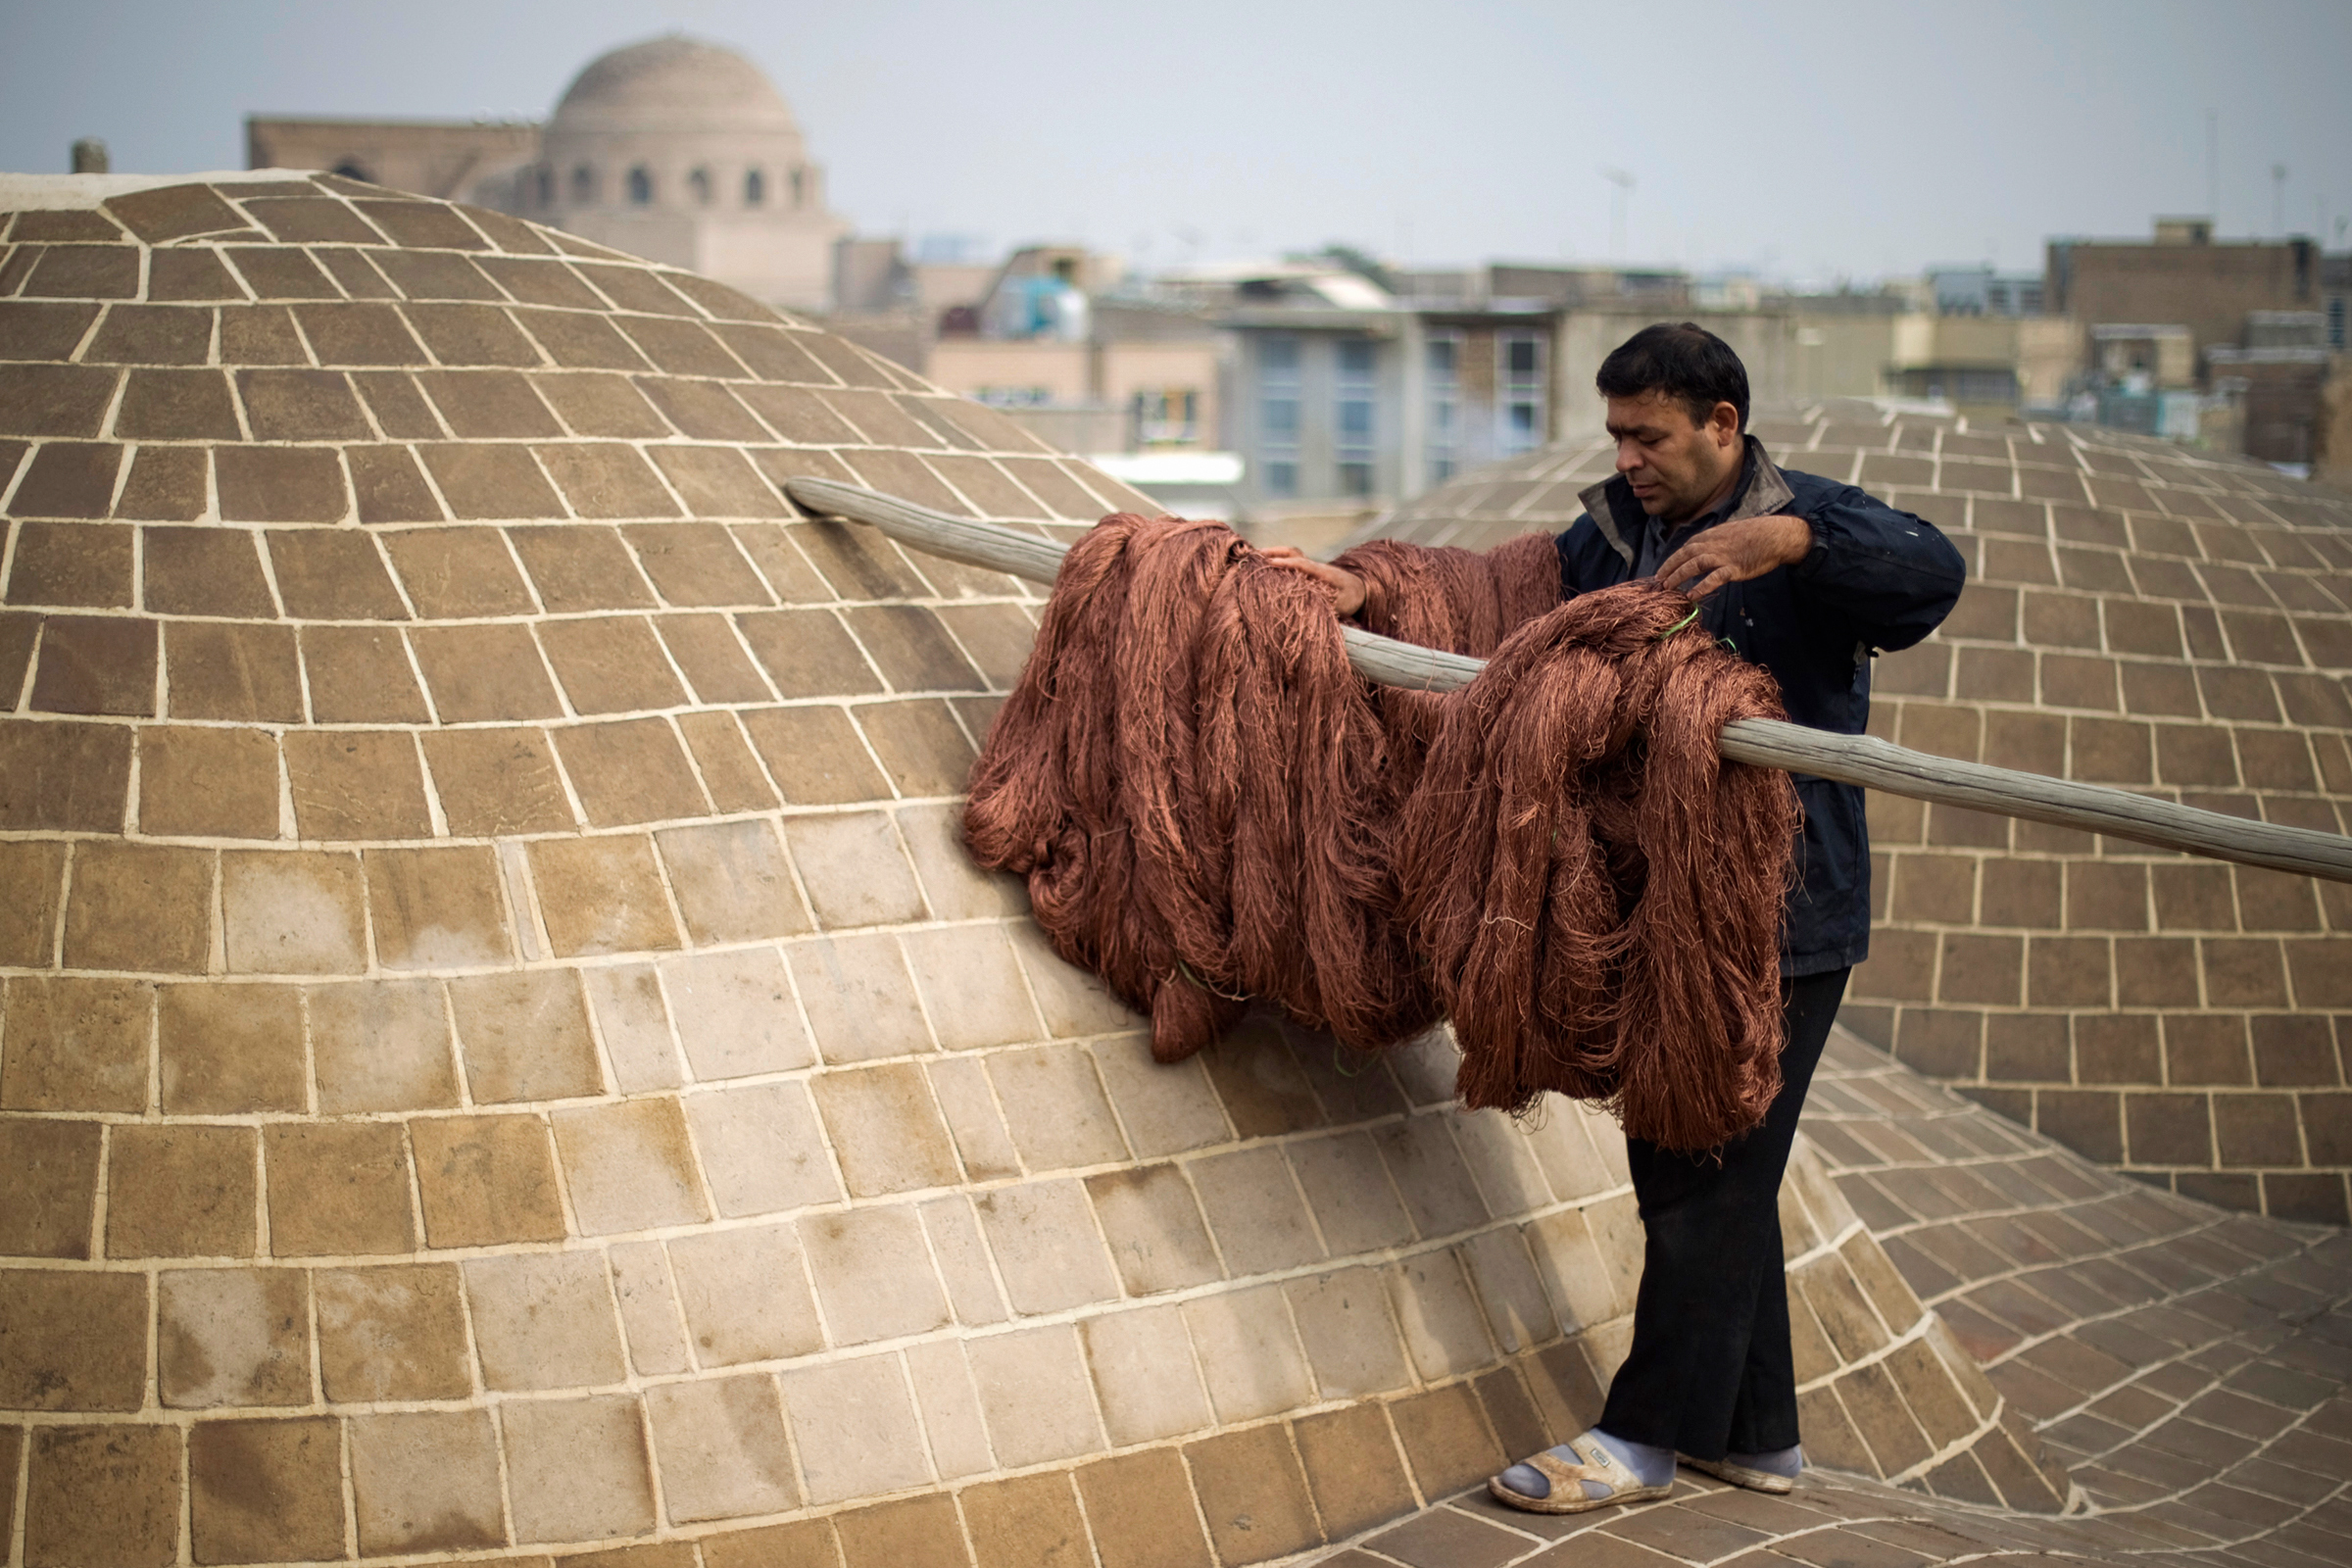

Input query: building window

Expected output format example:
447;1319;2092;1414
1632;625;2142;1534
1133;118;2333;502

1426;331;1461;484
570;164;596;204
745;167;766;206
688;167;712;206
532;165;554;209
1499;333;1546;456
1260;335;1300;498
1134;388;1199;445
626;166;654;206
1336;338;1378;497
790;167;807;209
2330;296;2346;351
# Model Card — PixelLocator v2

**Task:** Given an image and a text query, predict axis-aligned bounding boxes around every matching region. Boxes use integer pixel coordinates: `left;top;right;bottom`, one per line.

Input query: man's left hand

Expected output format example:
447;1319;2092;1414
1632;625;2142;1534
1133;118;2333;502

1654;514;1813;600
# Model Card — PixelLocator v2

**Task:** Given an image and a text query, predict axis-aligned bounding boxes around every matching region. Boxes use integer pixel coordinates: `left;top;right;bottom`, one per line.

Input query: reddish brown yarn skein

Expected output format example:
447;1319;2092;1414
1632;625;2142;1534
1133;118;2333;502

964;516;1797;1152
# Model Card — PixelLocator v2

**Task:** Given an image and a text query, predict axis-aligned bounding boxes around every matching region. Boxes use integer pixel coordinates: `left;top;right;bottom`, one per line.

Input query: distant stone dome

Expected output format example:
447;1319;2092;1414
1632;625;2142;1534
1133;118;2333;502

551;35;801;135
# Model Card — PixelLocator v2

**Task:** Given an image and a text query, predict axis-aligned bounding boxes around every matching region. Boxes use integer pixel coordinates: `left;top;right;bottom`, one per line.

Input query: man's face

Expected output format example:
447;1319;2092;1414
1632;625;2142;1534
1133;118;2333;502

1605;391;1742;524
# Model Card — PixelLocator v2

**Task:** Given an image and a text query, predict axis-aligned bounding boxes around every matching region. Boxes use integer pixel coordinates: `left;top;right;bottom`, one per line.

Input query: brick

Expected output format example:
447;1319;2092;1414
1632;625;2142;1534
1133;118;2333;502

653;818;807;945
346;443;443;521
857;698;980;796
315;1263;471;1400
965;1321;1104;1466
0;1268;150;1410
647;1375;801;1523
420;726;575;834
654;612;773;699
0;1116;100;1259
2126;1092;2215;1165
772;1351;932;1504
1080;1304;1212;1445
813;1061;961;1198
551;715;709;824
264;527;406;617
1187;1423;1323;1564
2215;1094;2304;1168
1389;1381;1503;1499
114;445;208;519
214;446;349;522
64;840;211;973
1080;1163;1219;1296
0;975;153;1111
416;441;564;517
409;1111;566;1248
264;1121;416;1255
24;1425;182;1568
538;614;687;713
30;613;157;715
189;1416;346;1564
220;849;367;973
236;366;370;439
165;620;304;721
1296;1403;1415;1541
11;449;127;524
308;979;459;1112
668;1224;824;1363
744;705;894;805
702;1521;841;1568
446;968;603;1102
0;363;118;437
1183;1284;1315;1423
298;625;431;722
158;982;305;1115
402;303;544;368
7;519;135;611
677;709;779;809
799;1203;952;1344
284;729;433;839
682;1080;843;1217
553;1097;709;1232
1078;1448;1213;1568
534;369;670;436
2037;1089;2123;1163
151;1269;310;1419
961;1473;1089;1568
527;834;682;956
835;1495;970;1568
381;524;536;615
364;845;510;967
136;725;281;839
509;521;658;610
463;1250;627;1391
349;1409;504;1554
409;622;564;720
783;809;926;925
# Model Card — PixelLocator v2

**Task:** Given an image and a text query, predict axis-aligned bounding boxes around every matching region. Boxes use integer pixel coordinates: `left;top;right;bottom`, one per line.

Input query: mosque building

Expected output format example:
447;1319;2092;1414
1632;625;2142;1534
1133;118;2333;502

247;35;849;311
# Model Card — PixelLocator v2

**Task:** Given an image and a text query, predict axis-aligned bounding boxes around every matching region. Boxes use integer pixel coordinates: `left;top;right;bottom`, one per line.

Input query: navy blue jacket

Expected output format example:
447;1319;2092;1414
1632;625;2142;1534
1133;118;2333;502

1559;438;1966;974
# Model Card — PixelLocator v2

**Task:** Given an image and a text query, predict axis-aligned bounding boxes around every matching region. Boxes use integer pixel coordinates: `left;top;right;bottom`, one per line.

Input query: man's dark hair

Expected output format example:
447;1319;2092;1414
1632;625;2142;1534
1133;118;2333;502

1595;321;1749;432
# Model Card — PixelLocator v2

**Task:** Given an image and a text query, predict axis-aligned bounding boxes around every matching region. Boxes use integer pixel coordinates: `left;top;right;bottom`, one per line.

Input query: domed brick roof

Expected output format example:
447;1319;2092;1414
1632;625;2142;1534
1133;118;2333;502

0;183;2065;1562
551;35;802;137
1370;404;2352;1225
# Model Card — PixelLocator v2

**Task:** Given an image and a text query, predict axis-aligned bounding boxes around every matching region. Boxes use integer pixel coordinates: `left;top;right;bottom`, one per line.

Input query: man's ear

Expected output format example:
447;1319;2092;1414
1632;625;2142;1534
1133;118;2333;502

1710;401;1742;448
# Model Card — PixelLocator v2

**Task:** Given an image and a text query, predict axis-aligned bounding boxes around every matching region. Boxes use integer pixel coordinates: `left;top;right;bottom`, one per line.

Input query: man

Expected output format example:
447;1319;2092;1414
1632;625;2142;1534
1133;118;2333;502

1267;322;1965;1512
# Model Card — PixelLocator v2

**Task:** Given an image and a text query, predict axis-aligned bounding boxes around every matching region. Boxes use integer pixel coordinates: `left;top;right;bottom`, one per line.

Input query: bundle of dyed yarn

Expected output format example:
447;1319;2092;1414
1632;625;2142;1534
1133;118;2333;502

963;514;1796;1152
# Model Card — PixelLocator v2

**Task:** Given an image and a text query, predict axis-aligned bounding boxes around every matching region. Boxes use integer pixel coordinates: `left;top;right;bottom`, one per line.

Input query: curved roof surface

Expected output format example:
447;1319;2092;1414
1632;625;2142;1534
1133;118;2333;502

0;179;2341;1566
551;35;802;135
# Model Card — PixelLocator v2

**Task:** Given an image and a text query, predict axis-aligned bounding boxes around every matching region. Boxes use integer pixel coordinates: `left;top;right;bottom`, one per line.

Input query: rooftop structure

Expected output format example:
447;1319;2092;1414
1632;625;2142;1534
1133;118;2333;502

249;36;847;311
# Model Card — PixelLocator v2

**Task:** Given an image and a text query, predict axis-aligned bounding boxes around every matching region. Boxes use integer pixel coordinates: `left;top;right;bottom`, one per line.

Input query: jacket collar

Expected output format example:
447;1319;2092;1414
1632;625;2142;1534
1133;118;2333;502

1577;434;1796;566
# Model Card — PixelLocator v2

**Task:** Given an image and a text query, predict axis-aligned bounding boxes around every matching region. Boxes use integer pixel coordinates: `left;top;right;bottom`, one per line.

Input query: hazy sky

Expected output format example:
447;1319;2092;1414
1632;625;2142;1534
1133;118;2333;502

4;0;2346;283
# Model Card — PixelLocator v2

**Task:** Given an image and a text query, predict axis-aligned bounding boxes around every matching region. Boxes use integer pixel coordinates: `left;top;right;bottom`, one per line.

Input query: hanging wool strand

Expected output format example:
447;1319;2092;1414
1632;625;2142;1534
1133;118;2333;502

963;514;1797;1152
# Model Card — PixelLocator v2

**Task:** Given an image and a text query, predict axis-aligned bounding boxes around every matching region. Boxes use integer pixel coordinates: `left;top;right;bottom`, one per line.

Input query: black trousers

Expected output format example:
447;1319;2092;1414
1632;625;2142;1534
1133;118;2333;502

1597;967;1850;1459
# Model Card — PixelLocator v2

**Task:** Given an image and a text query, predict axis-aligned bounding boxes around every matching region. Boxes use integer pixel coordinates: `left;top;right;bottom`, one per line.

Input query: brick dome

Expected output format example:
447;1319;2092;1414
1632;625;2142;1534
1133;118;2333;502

1370;405;2352;1224
552;36;802;136
0;182;2064;1562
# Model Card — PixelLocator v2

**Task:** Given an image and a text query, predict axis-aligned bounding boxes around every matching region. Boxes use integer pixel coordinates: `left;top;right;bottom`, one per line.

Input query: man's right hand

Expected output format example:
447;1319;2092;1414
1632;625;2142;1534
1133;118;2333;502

1258;545;1368;617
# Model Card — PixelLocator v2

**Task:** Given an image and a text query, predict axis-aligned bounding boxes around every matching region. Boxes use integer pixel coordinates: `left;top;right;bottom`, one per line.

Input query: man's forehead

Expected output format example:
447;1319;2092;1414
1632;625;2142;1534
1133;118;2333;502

1604;391;1694;432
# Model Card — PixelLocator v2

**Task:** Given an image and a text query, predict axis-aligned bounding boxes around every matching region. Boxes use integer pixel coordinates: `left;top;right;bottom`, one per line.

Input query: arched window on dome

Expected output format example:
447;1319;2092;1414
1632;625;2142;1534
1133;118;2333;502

745;168;765;207
688;167;712;206
331;160;373;185
789;166;806;209
570;164;596;204
626;166;654;206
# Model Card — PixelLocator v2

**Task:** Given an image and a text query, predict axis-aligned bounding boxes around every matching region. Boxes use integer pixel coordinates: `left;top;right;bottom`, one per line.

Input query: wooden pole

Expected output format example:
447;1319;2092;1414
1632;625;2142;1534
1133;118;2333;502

784;475;2352;886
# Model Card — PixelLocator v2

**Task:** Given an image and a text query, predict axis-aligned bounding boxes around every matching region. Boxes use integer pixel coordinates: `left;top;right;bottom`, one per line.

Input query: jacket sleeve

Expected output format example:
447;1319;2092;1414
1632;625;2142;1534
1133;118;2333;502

1788;484;1967;653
